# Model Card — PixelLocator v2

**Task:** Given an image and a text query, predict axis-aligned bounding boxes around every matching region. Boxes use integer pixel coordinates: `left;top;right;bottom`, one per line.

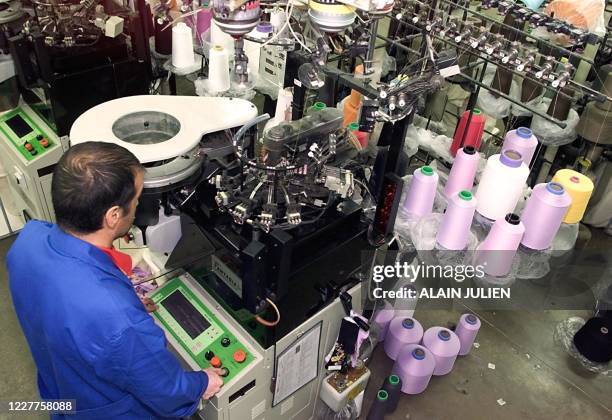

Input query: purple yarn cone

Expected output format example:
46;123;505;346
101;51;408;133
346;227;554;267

455;314;481;356
391;344;436;394
384;317;424;360
436;190;477;250
403;166;439;217
374;302;395;342
501;127;538;167
520;182;572;250
444;146;480;198
422;327;461;375
477;213;525;277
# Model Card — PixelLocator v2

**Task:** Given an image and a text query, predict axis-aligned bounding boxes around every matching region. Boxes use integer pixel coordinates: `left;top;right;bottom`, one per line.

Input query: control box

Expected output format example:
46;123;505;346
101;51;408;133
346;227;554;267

0;108;56;161
150;274;262;385
0;103;67;223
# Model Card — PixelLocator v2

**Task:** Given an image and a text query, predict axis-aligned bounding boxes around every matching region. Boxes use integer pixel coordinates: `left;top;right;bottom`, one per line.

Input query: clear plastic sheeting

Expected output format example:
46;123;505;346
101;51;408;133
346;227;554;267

316;399;359;420
404;126;454;163
471;252;521;287
531;97;580;146
510;93;545;118
472;211;495;242
551;222;580;254
516;246;553;280
476;72;521;119
553;317;612;375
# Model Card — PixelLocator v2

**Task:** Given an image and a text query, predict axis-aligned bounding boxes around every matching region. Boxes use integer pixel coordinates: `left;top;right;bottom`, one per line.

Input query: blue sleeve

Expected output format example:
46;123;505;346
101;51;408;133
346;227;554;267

94;317;208;418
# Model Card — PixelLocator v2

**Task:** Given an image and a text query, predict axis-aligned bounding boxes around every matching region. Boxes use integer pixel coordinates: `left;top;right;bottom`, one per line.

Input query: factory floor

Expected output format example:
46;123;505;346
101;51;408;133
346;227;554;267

1;228;611;420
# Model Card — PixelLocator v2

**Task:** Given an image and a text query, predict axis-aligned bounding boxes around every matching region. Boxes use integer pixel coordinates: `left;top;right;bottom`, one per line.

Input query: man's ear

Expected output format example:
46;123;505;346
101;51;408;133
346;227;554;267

103;205;123;230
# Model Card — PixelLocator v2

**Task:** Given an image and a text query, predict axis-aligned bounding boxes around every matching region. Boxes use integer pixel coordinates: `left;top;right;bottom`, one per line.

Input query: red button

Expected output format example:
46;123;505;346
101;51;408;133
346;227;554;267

24;142;33;151
210;356;222;368
233;349;246;363
40;139;49;148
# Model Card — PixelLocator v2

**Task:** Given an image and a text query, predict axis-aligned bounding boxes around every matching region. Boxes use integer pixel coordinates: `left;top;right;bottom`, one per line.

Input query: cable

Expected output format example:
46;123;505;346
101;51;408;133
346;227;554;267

287;3;312;52
261;3;293;49
255;298;281;327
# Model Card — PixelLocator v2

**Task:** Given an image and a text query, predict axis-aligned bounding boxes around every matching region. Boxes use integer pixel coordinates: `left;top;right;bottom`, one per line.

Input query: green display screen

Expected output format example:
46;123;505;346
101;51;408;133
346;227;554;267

0;107;56;162
151;277;254;383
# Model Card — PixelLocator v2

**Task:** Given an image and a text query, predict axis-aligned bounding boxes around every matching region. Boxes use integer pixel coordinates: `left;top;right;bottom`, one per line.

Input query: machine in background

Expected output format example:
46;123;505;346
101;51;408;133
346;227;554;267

0;0;151;223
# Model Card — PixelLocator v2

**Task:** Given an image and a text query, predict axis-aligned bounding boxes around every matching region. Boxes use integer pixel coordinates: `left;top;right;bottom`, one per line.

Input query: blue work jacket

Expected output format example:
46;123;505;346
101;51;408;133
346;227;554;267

7;221;207;419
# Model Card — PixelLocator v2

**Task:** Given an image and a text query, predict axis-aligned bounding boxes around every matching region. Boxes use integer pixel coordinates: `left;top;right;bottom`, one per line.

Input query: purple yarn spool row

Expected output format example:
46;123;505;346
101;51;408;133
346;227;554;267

436;190;477;250
477;213;525;277
444;146;480;198
384;317;424;360
455;314;481;356
403;166;439;217
391;344;436;394
520;182;572;250
422;327;461;376
373;301;395;342
501;127;538;167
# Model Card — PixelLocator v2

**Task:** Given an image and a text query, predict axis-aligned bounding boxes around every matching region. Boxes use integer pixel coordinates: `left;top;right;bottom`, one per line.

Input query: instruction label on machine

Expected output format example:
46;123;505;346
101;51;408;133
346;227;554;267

272;322;322;406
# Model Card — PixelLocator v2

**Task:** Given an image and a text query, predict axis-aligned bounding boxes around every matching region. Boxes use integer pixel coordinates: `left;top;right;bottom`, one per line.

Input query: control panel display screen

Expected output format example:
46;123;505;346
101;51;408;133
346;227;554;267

163;290;211;339
6;114;33;138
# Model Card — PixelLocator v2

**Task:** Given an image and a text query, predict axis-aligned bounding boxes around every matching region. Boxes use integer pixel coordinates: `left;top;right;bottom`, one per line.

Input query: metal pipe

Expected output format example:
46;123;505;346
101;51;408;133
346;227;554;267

377;31;567;127
460;72;567;128
364;18;380;75
434;0;597;66
387;15;576;102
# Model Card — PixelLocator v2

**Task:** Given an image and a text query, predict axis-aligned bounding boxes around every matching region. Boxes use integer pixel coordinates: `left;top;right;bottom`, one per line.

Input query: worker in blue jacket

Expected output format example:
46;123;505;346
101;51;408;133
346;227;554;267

7;142;224;419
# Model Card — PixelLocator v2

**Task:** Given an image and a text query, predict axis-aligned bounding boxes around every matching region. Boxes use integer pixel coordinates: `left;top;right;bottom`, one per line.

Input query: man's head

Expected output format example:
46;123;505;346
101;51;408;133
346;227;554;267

52;142;145;239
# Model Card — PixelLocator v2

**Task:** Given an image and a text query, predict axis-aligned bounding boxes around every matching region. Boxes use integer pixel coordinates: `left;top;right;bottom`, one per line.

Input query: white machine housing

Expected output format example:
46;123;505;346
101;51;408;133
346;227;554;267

0;101;69;223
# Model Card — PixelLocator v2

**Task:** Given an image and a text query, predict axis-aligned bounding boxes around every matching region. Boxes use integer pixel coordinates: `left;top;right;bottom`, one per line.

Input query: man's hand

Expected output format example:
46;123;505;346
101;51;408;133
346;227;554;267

202;368;225;400
140;296;158;313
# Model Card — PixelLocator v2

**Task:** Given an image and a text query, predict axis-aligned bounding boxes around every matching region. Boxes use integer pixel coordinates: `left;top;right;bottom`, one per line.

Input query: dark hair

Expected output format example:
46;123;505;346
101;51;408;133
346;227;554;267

52;142;145;234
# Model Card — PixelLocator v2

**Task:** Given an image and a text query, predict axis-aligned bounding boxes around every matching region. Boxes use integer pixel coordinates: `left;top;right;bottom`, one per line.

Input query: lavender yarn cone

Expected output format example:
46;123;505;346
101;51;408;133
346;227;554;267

391;344;436;394
477;213;525;277
384;317;424;360
455;314;481;355
403;166;439;217
501;127;538;167
521;182;572;250
436;190;477;250
422;327;461;375
444;146;480;198
373;301;395;342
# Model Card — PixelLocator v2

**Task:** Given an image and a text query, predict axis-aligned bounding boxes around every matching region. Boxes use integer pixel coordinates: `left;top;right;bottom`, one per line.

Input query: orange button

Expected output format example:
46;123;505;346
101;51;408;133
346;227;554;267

24;142;33;151
40;139;49;148
210;356;222;368
233;349;247;363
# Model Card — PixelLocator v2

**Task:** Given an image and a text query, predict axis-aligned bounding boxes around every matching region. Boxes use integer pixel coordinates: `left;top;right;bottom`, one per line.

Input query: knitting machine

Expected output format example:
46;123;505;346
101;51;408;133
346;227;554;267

7;0;150;137
182;106;370;346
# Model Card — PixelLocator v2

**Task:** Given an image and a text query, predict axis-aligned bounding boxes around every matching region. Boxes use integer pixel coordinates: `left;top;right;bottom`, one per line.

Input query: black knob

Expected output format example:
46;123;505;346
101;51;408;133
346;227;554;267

220;367;230;377
221;337;231;347
36;134;43;140
205;351;215;360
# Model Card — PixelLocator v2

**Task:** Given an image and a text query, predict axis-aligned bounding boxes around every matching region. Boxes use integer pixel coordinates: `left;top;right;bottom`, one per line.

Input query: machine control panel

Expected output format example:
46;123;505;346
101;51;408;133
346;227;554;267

150;276;255;383
0;108;56;162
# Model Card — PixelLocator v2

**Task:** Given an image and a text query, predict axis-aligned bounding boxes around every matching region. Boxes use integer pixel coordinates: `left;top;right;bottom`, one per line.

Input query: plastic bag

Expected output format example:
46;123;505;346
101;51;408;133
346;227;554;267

511;93;545;118
551;222;579;254
531;97;580;146
316;399;359;420
516;246;553;280
476;70;521;119
553;317;612;374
